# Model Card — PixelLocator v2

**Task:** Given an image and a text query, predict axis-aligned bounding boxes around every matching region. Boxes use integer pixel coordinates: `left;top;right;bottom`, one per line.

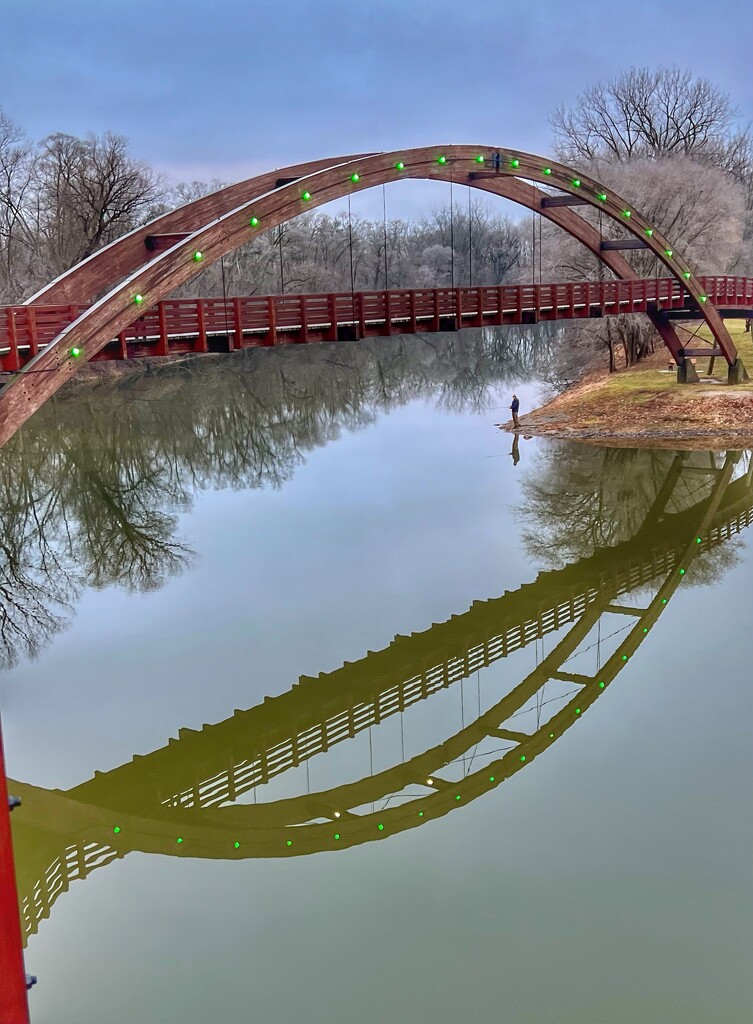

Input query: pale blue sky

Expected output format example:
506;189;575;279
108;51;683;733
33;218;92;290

2;0;752;217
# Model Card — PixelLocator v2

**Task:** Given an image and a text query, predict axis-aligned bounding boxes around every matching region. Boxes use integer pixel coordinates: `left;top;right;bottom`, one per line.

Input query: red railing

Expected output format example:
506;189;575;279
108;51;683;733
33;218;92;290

0;276;751;373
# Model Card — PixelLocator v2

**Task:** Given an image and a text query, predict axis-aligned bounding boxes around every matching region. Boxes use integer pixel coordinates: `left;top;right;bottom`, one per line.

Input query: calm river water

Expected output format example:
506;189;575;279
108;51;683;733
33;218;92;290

2;329;752;1023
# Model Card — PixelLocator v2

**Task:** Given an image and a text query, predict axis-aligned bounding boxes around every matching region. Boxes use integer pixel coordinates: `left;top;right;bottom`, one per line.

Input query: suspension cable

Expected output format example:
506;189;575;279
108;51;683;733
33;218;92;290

382;184;389;289
347;194;355;295
468;186;473;287
450;174;455;288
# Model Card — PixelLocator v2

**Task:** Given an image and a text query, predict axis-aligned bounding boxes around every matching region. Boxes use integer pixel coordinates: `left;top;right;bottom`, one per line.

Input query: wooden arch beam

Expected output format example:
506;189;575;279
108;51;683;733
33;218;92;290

1;145;738;447
25;152;376;306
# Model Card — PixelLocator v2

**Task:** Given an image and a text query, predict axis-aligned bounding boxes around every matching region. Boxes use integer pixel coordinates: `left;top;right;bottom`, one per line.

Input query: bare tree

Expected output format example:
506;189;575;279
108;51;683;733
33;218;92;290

32;131;165;275
551;68;750;167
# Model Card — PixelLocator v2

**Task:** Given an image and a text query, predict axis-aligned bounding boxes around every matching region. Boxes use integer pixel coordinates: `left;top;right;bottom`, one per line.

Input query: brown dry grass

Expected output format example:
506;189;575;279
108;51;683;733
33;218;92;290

514;320;753;448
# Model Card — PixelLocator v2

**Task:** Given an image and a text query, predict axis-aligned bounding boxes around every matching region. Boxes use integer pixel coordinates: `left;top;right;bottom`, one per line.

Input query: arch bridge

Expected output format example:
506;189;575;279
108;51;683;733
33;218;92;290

0;146;751;448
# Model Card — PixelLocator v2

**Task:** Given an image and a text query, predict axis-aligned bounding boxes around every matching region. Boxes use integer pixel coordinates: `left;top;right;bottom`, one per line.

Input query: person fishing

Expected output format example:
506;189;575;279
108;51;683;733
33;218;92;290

510;393;520;429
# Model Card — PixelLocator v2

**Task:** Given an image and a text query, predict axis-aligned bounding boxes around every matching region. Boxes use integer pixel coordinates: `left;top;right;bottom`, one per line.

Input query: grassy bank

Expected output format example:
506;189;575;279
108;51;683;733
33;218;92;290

515;320;753;448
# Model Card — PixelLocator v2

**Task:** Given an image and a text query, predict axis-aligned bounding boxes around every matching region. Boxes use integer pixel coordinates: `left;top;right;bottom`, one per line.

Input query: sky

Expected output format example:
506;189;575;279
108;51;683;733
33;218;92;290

1;0;752;220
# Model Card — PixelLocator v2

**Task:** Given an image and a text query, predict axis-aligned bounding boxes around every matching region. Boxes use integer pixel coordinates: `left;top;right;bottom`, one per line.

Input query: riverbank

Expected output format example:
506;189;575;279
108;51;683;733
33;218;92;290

506;320;753;449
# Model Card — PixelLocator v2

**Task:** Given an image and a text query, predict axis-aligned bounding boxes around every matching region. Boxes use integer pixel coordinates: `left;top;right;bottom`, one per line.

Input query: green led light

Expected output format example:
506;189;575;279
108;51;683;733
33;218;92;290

377;823;384;831
286;840;292;846
599;682;605;688
134;294;144;304
683;271;691;279
623;210;632;218
437;155;447;165
455;794;461;801
549;733;554;738
395;161;405;171
596;192;607;201
543;167;552;175
643;628;648;634
489;776;495;782
113;826;121;834
700;295;708;303
334;833;340;840
679;568;686;575
645;228;653;236
511;158;520;168
475;154;485;163
301;190;312;201
177;837;183;844
665;249;673;257
193;251;203;261
350;173;360;183
234;841;240;849
69;346;82;358
662;598;667;604
575;708;581;715
520;755;526;762
622;655;628;661
696;537;702;543
249;216;259;227
418;811;424;817
572;178;581;187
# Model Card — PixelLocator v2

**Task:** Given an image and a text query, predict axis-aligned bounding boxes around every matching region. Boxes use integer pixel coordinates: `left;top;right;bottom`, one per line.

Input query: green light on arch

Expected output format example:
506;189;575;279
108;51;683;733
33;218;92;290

395;161;405;171
350;173;360;183
113;826;121;834
475;154;485;163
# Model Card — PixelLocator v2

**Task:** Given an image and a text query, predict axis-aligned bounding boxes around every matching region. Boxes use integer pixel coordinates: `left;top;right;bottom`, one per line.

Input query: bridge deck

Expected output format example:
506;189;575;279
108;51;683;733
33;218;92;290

1;276;751;373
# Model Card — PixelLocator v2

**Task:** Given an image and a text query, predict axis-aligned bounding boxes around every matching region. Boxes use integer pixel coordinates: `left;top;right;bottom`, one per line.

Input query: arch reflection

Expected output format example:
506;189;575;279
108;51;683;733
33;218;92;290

10;448;752;943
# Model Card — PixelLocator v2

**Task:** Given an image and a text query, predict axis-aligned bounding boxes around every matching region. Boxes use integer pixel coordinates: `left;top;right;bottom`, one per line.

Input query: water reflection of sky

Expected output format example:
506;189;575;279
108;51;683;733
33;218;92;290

3;335;752;1024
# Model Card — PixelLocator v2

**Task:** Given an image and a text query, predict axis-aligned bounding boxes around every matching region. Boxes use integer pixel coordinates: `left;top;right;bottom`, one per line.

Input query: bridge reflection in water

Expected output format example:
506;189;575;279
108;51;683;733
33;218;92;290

8;433;753;944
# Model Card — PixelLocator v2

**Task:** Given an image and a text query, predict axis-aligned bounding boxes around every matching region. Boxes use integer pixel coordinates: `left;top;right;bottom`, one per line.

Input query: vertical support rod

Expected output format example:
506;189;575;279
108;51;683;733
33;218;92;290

0;715;31;1024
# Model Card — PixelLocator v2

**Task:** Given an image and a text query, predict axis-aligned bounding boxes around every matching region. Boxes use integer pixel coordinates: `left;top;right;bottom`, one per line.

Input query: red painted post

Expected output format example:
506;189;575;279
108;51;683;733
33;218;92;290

117;331;128;359
156;302;168;357
455;288;462;331
5;310;20;372
384;290;392;335
299;296;308;343
409;291;417;334
476;287;483;327
26;308;38;361
357;292;366;338
0;717;32;1024
432;290;440;332
326;294;338;341
496;286;504;326
195;300;208;353
233;298;243;351
267;296;277;345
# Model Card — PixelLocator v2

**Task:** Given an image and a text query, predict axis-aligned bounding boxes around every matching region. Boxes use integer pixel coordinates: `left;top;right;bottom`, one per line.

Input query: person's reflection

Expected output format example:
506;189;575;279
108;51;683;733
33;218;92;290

510;433;520;466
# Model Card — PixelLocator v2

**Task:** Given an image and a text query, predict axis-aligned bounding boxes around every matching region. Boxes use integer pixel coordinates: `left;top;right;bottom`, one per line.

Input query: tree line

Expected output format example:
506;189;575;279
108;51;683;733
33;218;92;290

1;67;751;368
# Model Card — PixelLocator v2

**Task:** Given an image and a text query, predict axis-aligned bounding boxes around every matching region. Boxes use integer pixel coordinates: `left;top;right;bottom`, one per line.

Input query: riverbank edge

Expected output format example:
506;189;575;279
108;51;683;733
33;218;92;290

502;324;753;450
